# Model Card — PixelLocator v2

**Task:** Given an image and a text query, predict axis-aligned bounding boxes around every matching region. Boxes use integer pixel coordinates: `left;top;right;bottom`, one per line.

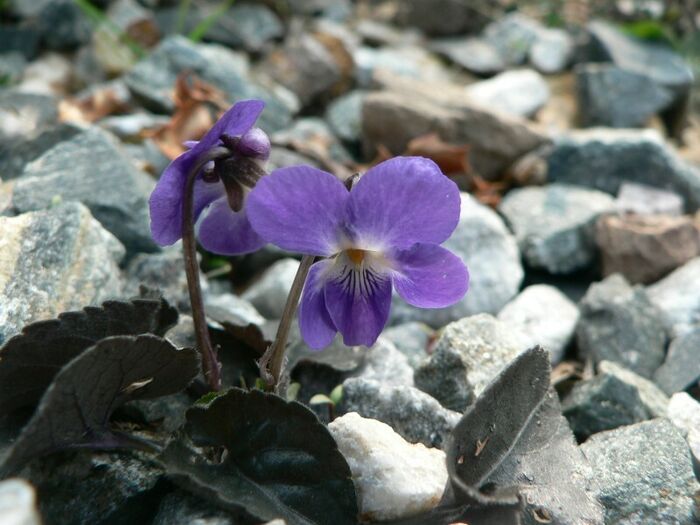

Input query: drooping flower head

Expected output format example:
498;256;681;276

246;157;469;349
149;99;271;255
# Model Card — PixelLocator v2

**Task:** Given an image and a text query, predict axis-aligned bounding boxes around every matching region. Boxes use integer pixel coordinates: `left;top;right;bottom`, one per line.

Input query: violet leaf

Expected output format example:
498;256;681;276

0;293;178;413
0;334;198;477
161;388;357;525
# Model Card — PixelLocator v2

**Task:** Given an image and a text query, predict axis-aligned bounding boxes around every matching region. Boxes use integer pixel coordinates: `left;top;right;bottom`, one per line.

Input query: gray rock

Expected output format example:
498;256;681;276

271;118;352;164
205;3;284;52
576;63;673;128
581;419;700;525
0;479;41;525
340;377;461;449
391;193;523;327
599;361;669;418
0;91;57;141
382;322;433;369
414;314;529;411
241;258;299;320
325;90;365;143
393;0;489;36
0;52;26;87
431;37;505;76
615;182;684;216
28;451;165;525
563;372;651;440
0;123;81;180
356;20;421;48
37;0;92;50
483;13;540;66
352;337;414;387
205;294;266;327
125;36;293;132
11;126;157;254
667;393;700;469
362;79;549;178
587;20;693;93
124;246;202;313
153;491;234;525
529;27;574;73
654;328;700;395
577;274;667;378
498;183;615;274
546;128;700;212
354;45;451;88
647;257;700;337
164;315;196;350
0;203;124;345
466;69;550;118
98;112;170;141
497;284;579;364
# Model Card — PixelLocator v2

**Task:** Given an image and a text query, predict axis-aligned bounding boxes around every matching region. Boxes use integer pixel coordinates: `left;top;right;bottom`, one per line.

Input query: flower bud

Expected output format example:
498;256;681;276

236;127;271;161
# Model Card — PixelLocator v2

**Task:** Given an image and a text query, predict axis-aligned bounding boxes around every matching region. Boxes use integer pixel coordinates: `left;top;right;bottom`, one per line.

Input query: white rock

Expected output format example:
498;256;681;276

0;479;41;525
466;69;550;118
498;284;578;364
328;412;447;521
667;392;700;463
529;27;574;74
647;257;700;337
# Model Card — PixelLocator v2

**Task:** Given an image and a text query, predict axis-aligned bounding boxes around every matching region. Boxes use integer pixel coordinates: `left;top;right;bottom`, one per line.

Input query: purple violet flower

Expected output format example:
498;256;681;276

149;99;271;255
246;157;469;349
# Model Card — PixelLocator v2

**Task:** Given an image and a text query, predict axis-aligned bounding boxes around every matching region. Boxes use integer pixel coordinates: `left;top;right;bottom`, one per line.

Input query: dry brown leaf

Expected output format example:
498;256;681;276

405;133;471;175
149;73;230;160
58;85;130;124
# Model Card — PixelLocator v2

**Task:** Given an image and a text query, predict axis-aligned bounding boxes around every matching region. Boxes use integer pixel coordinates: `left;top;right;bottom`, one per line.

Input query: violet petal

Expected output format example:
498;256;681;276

299;260;338;350
197;196;266;255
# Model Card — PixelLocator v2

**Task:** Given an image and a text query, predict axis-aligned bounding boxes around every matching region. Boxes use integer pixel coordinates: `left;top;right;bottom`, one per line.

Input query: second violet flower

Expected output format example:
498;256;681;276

246;157;469;349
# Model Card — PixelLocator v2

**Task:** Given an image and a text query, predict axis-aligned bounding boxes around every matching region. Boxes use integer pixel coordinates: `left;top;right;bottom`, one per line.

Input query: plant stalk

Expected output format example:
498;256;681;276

182;146;230;392
261;255;315;393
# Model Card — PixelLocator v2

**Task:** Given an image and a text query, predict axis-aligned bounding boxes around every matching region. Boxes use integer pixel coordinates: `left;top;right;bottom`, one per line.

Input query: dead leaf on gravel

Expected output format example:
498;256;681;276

406;133;471;175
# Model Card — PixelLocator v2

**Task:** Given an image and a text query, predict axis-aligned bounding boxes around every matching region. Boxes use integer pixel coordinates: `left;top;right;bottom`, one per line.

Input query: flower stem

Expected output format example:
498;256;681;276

182;146;230;392
261;254;315;393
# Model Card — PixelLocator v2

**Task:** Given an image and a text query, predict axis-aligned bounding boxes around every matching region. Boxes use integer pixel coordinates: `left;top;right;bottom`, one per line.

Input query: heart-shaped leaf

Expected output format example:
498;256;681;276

0;294;178;413
446;347;604;525
161;388;357;525
0;335;198;477
378;500;522;525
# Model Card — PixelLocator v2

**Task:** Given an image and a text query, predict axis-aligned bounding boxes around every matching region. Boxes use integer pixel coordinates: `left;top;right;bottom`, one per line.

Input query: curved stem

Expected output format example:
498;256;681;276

182;146;230;392
261;255;315;394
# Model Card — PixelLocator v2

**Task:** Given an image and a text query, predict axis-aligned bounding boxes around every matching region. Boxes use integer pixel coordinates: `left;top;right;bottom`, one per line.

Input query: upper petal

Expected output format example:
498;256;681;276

323;263;393;347
195;99;265;153
391;243;469;308
346;156;461;250
246;165;349;256
299;259;337;350
197;196;266;255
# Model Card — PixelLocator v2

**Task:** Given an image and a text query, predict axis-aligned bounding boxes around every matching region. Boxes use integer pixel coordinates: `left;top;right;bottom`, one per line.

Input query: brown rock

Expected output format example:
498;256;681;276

361;73;549;179
596;214;700;284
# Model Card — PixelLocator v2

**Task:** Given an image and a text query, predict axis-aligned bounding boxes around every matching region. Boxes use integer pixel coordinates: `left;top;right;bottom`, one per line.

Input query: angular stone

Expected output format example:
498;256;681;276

362;84;548;179
340;377;461;449
499;183;615;274
546;128;700;212
0;24;40;59
382;322;433;369
328;412;447;521
599;361;669;418
414;314;528;411
37;0;92;50
497;284;579;364
352;337;414;387
0;479;41;525
390;193;523;327
11;126;157;254
393;0;489;36
431;37;505;76
0;91;57;141
563;373;650;440
483;13;540;66
529;27;574;74
580;419;699;525
205;294;266;328
0;203;124;345
596;213;700;284
647;257;700;337
577;274;667;378
325;90;365;143
615;182;684;216
271;118;352;164
654;328;700;394
205;3;283;52
125;36;293;131
466;68;550;118
28;451;166;525
354;46;451;88
241;258;299;320
667;393;700;467
576;63;673;128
